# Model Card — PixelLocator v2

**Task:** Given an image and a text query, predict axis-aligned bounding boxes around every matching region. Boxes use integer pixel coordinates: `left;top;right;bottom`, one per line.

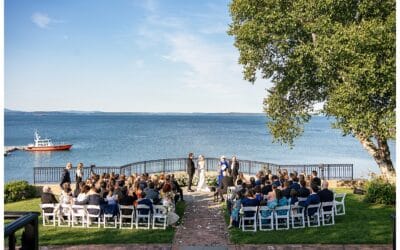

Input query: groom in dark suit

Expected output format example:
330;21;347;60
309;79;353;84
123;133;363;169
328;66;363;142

187;153;195;192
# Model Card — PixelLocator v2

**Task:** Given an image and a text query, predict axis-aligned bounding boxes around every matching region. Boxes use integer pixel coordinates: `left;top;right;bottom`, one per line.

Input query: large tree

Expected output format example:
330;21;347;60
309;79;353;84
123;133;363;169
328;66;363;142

228;0;396;180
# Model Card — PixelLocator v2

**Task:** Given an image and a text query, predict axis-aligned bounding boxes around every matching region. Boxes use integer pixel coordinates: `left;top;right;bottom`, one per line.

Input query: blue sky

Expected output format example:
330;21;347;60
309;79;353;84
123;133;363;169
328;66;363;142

5;0;271;112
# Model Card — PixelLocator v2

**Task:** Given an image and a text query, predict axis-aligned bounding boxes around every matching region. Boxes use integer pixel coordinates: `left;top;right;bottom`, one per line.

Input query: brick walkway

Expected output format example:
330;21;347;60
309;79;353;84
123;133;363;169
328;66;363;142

172;190;229;248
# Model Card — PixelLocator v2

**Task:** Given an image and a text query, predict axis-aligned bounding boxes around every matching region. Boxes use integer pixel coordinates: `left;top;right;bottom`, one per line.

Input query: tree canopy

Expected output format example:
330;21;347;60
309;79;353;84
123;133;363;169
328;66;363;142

228;0;395;179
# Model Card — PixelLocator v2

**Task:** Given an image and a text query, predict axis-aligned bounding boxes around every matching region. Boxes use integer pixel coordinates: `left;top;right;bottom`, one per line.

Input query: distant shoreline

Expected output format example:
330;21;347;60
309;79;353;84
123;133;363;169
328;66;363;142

5;109;323;116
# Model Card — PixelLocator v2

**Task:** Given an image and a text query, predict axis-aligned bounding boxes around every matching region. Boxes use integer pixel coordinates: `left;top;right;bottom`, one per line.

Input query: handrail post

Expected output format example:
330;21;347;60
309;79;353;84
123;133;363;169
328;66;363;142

163;159;166;173
351;165;354;180
9;232;16;250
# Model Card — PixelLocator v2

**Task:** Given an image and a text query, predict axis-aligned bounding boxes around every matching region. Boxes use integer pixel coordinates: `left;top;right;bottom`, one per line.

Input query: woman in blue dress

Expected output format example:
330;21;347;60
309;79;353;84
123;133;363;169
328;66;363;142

218;156;229;187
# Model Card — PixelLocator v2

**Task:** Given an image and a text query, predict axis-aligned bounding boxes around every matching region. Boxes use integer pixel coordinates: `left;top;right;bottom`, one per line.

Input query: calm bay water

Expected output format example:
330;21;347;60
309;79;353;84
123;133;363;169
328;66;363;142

4;112;396;183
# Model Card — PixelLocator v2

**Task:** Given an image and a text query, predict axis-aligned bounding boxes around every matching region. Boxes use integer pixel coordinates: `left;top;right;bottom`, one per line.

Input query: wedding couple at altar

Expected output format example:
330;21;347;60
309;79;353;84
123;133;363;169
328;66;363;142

186;152;209;192
186;153;240;193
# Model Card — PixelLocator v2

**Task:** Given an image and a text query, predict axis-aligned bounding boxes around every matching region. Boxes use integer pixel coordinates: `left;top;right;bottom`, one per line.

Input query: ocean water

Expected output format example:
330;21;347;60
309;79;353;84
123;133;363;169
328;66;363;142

4;112;396;183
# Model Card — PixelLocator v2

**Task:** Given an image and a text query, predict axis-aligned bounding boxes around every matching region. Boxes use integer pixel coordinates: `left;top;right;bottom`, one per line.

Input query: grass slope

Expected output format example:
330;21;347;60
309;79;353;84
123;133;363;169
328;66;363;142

228;188;395;244
5;198;186;246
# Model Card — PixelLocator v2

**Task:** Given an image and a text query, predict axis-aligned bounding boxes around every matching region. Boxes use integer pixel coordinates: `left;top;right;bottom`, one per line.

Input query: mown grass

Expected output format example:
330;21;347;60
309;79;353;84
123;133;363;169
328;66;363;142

5;198;186;246
227;188;395;244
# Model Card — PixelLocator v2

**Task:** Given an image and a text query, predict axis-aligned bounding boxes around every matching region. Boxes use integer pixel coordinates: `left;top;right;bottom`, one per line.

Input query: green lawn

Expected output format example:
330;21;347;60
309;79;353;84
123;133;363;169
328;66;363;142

5;198;186;246
228;188;395;244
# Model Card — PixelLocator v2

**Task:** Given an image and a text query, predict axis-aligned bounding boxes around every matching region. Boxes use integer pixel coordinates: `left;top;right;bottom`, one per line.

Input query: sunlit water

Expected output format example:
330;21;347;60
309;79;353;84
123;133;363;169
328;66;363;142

4;112;396;183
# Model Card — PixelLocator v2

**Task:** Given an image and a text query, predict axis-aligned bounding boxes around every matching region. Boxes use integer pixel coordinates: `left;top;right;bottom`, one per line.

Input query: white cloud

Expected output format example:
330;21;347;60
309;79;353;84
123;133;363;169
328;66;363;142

164;33;271;96
32;12;51;29
31;12;64;29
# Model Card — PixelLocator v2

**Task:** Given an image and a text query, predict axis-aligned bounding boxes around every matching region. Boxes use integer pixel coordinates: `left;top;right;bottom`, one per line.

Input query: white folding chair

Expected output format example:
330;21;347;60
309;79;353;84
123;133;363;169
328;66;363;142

258;206;274;231
86;205;101;228
240;206;258;232
306;203;321;227
290;204;305;229
320;201;335;226
57;204;71;227
136;204;151;229
152;205;168;229
40;204;57;226
334;193;346;216
71;205;86;228
274;205;290;230
103;207;118;228
119;205;135;229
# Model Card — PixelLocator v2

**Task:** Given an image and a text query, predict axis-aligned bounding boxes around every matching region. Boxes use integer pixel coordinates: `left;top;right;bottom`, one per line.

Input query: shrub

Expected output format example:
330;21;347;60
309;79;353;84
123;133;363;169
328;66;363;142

364;177;395;205
173;172;217;187
5;180;36;203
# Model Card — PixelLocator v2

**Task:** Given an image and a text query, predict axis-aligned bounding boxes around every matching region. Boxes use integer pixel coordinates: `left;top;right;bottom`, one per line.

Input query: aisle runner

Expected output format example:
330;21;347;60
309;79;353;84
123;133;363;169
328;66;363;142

173;190;229;249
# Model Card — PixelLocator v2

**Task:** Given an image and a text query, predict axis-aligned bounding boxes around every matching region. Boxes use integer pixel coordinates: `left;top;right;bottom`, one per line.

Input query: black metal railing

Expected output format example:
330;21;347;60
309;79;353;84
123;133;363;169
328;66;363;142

4;211;40;250
33;157;353;184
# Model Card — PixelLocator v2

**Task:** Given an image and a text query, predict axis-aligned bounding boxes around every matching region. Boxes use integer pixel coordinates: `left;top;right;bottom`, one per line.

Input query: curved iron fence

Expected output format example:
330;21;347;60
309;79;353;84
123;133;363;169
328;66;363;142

33;157;353;184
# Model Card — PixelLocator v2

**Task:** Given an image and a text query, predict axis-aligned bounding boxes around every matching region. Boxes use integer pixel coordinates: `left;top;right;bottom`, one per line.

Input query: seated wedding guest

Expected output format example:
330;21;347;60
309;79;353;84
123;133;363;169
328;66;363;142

113;182;125;203
60;182;73;205
274;189;289;215
157;174;166;191
75;186;105;215
281;181;291;199
255;171;264;186
73;182;85;198
298;180;310;198
41;186;58;213
235;179;244;193
299;184;320;216
241;189;260;217
76;185;90;203
106;189;118;205
318;181;334;210
290;189;299;204
171;174;184;202
137;192;153;215
144;181;160;204
271;175;281;187
102;188;118;217
311;170;321;189
290;177;301;191
265;170;272;182
266;184;277;202
228;190;244;228
120;187;138;206
160;183;179;226
249;177;256;188
139;174;148;190
254;185;263;202
99;181;108;199
261;179;272;195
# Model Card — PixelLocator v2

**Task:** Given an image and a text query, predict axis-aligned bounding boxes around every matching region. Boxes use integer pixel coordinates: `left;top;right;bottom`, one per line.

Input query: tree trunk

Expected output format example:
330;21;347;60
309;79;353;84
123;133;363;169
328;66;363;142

356;135;396;182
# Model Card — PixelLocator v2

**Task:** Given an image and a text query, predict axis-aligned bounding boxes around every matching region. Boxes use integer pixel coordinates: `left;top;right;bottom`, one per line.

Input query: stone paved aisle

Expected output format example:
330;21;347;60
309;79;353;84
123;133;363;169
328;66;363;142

172;190;229;249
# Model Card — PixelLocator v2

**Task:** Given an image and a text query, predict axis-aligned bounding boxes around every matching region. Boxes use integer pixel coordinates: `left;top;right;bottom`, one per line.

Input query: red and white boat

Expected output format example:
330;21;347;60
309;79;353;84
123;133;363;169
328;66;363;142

26;131;72;151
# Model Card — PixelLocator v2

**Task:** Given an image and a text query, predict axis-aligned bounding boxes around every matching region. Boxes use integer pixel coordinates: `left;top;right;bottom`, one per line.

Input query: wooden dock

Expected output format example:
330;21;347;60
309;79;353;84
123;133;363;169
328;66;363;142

4;146;26;156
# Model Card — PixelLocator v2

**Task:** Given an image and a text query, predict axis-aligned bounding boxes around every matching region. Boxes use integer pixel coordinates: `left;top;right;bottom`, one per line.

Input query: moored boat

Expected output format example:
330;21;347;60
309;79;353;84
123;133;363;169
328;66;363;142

25;131;72;151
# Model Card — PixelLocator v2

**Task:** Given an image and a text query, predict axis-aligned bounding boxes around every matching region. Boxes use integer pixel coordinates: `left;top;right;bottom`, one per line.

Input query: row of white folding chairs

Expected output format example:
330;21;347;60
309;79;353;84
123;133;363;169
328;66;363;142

40;203;168;229
239;202;336;232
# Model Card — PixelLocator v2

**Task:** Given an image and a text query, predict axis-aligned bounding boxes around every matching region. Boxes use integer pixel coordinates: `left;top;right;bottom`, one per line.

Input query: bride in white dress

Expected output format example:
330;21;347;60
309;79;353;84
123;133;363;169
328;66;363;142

197;155;209;192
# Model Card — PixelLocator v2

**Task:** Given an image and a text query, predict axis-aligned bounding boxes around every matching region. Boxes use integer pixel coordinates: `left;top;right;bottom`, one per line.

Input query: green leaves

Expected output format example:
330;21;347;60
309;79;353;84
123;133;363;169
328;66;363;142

228;0;395;147
228;0;396;177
